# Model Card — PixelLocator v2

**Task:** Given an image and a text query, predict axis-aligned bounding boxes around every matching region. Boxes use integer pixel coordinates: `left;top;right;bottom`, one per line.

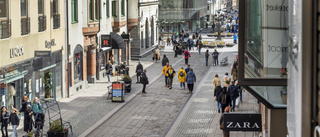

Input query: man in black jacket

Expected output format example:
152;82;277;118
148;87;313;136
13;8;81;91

162;55;169;66
105;61;112;83
214;82;223;113
135;62;143;83
227;81;238;112
141;69;148;94
218;87;232;113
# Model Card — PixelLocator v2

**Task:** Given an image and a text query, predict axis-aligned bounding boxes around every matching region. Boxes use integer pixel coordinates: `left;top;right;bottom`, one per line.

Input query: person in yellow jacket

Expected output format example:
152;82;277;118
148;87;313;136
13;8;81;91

162;62;170;87
178;67;187;90
166;65;176;89
230;64;237;81
212;74;221;94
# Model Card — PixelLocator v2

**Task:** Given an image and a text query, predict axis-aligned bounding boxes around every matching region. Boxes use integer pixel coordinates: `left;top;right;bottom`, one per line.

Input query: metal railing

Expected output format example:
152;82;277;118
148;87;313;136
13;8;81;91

38;15;47;32
53;14;60;29
21;17;30;35
0;19;11;39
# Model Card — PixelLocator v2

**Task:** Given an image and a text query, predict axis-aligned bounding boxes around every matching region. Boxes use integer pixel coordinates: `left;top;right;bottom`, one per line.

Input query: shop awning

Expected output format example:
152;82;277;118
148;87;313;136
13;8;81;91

0;70;28;83
100;47;112;52
111;32;125;49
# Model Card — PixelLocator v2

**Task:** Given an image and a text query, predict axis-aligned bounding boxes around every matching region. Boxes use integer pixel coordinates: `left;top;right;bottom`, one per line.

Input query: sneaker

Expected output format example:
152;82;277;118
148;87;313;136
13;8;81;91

169;87;172;89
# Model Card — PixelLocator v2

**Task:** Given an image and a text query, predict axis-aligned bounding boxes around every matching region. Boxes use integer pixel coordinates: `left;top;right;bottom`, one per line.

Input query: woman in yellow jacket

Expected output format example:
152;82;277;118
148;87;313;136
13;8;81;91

162;62;170;87
212;74;221;94
178;67;187;90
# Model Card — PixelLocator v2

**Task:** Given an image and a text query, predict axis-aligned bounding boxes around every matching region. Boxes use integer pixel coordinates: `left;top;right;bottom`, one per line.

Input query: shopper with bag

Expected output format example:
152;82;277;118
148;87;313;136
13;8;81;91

227;81;239;112
218;87;231;113
214;81;223;113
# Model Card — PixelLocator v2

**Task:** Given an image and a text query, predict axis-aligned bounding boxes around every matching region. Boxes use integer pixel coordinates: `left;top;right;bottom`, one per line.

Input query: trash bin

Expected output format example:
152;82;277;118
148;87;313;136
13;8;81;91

111;81;125;102
124;81;131;93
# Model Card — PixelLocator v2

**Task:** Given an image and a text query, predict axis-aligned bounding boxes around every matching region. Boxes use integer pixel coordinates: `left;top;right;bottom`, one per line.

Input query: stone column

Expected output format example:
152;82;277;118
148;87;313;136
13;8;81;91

87;46;96;83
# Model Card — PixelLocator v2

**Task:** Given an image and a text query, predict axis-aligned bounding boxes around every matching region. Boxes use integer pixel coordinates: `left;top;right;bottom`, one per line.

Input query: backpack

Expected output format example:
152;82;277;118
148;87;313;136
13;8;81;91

179;71;184;77
185;52;188;57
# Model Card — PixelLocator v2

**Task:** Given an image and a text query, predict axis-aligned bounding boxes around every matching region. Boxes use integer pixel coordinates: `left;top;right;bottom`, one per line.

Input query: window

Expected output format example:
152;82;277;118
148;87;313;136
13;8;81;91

95;0;98;21
38;0;46;32
21;0;30;35
106;0;109;18
121;0;124;16
53;0;60;29
0;0;11;39
0;0;8;18
53;0;58;14
89;0;93;21
112;1;116;17
89;0;99;22
71;0;78;23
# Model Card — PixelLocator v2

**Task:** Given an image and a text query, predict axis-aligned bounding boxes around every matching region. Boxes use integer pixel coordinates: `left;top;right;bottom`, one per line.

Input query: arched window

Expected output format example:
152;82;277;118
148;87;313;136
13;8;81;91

74;45;83;84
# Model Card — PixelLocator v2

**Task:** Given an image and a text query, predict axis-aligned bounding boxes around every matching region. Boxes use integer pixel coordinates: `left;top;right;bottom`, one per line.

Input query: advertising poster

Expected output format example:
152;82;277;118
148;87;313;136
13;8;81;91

28;79;32;92
36;79;39;93
112;83;123;101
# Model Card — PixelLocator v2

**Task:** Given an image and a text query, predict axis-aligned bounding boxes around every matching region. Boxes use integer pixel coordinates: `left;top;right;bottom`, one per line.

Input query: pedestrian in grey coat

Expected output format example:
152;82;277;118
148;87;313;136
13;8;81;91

186;69;196;94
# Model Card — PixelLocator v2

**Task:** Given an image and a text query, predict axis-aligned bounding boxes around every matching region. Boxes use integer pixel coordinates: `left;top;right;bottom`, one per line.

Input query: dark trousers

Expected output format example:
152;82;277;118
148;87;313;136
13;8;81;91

231;97;236;111
142;84;146;93
214;58;219;66
205;58;208;66
185;58;188;64
174;50;177;57
1;122;8;137
234;39;237;44
165;76;169;86
223;131;230;137
187;84;194;92
221;104;227;113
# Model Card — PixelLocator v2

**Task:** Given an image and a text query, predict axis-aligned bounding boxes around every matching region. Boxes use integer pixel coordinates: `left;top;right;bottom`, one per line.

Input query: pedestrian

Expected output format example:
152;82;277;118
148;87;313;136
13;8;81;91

162;54;169;67
199;34;202;40
206;23;208;28
105;61;112;83
186;69;196;94
9;108;20;137
227;81;239;112
196;39;199;50
212;23;216;32
19;96;32;133
0;106;9;137
31;97;44;121
196;31;199;38
153;47;160;62
198;41;203;54
230;64;237;81
223;73;231;88
185;64;191;74
135;61;143;83
233;34;238;44
235;80;243;103
189;38;194;51
212;74;221;94
158;36;162;46
205;50;209;66
212;49;219;66
174;45;179;57
214;81;223;113
220;106;230;137
162;62;170;87
166;65;176;89
231;26;234;33
192;34;196;40
183;49;191;65
120;62;129;75
141;69;149;94
167;37;171;46
218;87;231;113
178;67;187;90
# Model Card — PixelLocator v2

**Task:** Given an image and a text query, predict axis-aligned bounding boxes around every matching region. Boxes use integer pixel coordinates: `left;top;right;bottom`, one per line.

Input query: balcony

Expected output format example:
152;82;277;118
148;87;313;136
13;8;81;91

0;20;11;39
38;16;46;32
53;14;60;29
21;18;30;35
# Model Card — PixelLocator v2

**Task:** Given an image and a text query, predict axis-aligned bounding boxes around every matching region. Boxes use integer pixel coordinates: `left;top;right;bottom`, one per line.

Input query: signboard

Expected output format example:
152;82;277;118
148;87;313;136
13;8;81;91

45;39;56;48
35;51;51;57
10;46;24;58
101;35;112;48
112;82;124;102
223;113;262;131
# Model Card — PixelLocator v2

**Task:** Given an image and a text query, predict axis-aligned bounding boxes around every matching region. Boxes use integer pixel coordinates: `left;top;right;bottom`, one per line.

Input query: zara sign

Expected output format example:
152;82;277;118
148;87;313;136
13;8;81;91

223;113;262;131
10;46;24;58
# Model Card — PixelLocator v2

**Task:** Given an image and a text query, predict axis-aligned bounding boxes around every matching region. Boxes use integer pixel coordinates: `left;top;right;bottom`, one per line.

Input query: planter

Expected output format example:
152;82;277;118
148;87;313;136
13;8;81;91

217;45;225;48
226;44;235;47
124;80;132;93
213;35;218;37
227;35;232;37
47;131;68;137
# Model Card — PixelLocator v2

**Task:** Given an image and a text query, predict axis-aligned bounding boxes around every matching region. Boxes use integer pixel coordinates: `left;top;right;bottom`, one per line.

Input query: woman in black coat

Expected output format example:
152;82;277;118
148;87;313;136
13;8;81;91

0;106;9;137
20;96;32;133
162;55;169;67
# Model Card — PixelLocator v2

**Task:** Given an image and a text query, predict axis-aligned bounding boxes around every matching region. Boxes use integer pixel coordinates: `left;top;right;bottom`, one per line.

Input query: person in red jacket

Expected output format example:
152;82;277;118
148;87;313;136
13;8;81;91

183;49;191;65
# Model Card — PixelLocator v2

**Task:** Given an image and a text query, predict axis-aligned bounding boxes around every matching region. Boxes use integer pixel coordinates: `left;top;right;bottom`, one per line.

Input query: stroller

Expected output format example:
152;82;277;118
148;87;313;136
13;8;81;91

220;56;229;66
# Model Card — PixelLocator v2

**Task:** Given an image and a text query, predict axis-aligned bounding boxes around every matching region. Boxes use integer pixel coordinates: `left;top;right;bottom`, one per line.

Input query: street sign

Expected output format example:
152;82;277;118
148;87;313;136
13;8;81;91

223;113;262;131
101;35;112;48
34;51;51;57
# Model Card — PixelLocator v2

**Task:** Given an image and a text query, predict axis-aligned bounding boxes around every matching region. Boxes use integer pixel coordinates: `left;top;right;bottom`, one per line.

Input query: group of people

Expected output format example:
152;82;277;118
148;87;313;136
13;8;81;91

0;96;44;137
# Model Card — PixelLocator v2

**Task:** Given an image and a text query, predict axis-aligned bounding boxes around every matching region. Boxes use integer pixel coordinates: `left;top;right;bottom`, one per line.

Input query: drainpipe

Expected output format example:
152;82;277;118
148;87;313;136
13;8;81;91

126;0;129;65
66;0;70;98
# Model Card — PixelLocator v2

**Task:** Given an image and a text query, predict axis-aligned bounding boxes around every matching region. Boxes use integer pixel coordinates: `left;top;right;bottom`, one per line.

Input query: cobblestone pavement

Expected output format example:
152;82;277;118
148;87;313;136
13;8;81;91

89;50;212;137
165;52;260;137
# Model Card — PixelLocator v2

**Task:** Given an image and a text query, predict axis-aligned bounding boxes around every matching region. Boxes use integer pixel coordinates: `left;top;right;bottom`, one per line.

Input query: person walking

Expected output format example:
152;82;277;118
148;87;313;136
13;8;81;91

166;65;176;89
186;69;196;94
205;50;210;66
9;108;20;137
233;34;238;44
167;37;171;46
223;73;231;88
185;64;191;74
227;81;239;112
212;49;219;66
198;41;203;54
196;39;199;50
183;49;191;65
141;69;149;94
199;34;202;40
0;106;9;137
158;36;162;46
162;54;169;67
19;96;32;133
153;47;160;62
105;61;112;83
174;45;179;57
31;97;44;121
230;64;237;81
214;81;223;113
212;74;221;94
178;67;187;90
220;106;230;137
212;23;216;32
188;38;194;51
135;61;143;83
218;87;231;113
162;62;170;87
192;34;196;40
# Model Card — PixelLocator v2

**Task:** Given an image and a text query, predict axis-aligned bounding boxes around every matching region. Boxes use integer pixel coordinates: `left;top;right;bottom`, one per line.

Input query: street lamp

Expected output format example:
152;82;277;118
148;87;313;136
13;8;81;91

216;14;224;40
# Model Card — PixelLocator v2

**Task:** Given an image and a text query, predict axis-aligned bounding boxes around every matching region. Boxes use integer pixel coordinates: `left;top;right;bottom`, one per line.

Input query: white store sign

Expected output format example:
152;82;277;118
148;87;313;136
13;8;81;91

10;46;24;58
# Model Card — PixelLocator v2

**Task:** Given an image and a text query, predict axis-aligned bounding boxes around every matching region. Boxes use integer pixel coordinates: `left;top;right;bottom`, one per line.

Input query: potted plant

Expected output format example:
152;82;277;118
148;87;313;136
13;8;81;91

280;68;287;78
213;32;218;37
47;120;69;137
44;72;52;98
221;32;226;37
122;74;132;93
217;41;225;48
226;43;235;47
227;32;233;37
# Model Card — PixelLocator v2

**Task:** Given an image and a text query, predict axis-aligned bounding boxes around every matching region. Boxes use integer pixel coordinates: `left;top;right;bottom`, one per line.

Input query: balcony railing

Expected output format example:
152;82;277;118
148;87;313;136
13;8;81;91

21;17;30;35
0;20;11;39
53;14;60;29
38;16;46;32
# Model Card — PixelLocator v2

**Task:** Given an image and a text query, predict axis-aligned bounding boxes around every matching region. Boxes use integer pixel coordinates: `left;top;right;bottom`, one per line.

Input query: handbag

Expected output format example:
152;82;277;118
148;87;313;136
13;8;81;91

214;96;217;101
220;122;224;130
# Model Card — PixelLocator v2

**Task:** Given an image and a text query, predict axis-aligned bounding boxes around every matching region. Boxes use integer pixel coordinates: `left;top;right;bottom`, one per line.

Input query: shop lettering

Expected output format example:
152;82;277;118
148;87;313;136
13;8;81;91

266;4;288;11
226;122;260;129
268;45;288;53
10;46;24;58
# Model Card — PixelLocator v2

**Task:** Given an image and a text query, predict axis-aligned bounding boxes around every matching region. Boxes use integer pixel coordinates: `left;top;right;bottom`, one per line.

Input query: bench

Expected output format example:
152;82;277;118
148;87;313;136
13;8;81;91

107;85;112;100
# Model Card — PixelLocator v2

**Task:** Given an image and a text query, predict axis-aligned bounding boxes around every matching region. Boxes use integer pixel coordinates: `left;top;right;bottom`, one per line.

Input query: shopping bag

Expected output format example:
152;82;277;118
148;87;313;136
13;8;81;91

236;98;240;108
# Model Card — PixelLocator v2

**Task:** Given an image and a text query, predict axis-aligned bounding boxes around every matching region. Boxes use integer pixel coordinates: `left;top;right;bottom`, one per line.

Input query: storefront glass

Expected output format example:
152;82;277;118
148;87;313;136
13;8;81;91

99;51;107;71
74;52;83;84
249;86;287;108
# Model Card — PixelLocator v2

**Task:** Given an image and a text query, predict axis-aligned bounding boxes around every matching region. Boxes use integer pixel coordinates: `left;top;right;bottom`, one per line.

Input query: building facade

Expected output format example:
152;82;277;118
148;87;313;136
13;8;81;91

0;0;66;110
130;0;158;60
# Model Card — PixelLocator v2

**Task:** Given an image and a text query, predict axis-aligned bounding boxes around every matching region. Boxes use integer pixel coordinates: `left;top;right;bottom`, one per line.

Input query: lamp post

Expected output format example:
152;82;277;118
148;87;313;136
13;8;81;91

216;14;223;40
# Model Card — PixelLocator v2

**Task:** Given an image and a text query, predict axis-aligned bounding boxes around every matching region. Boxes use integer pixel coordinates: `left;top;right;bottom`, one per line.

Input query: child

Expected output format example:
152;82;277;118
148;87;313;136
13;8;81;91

9;108;20;137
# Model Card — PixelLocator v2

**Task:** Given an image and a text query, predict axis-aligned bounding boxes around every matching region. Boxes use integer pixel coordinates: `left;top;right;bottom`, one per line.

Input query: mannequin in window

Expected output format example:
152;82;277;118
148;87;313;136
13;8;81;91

8;83;16;108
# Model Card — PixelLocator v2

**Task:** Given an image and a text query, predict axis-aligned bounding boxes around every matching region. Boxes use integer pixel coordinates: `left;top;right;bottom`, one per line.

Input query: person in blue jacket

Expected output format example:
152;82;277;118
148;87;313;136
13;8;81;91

234;34;238;44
